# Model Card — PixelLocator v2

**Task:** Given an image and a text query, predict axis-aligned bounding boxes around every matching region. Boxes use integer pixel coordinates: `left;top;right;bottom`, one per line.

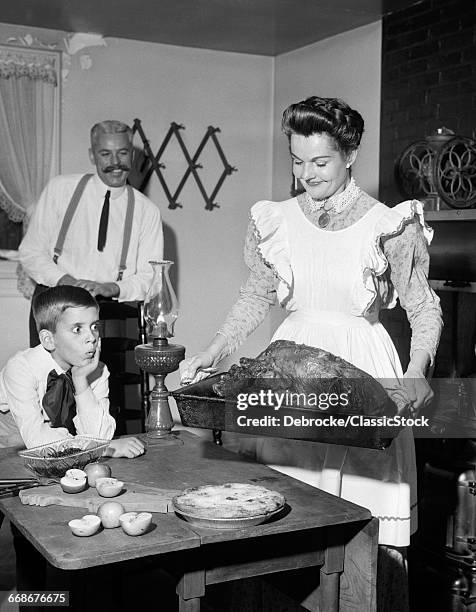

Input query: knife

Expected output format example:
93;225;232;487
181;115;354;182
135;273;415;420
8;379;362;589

0;482;40;498
0;478;38;485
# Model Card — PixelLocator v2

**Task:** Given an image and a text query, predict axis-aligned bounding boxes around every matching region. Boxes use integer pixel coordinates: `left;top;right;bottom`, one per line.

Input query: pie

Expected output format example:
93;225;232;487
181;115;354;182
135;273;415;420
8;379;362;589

172;482;285;519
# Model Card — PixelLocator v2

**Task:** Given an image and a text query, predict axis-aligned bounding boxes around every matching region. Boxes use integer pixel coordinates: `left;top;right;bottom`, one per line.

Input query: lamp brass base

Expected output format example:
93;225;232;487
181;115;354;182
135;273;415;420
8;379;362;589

135;340;185;439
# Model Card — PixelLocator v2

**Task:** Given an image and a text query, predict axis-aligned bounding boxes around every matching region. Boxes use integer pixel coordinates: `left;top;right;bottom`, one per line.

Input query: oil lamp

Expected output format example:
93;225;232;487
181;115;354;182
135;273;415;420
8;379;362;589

134;260;185;441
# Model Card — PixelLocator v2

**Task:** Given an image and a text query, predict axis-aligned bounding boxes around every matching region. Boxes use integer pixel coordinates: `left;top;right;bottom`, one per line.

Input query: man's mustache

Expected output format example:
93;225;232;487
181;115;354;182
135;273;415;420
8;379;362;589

103;164;131;173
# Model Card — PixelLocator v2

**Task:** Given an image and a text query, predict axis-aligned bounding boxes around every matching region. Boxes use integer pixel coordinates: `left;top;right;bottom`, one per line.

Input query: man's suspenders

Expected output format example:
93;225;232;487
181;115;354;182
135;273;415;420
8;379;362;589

117;186;135;281
53;174;93;264
53;174;135;282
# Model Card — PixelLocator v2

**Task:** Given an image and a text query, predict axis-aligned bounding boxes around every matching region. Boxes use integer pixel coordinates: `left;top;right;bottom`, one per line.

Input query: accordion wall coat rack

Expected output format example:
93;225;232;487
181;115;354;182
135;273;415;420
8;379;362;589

132;119;237;210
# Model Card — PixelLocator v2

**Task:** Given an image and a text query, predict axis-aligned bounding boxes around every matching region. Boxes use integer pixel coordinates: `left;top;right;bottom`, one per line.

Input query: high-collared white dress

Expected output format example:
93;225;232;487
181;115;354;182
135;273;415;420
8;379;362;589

218;189;442;547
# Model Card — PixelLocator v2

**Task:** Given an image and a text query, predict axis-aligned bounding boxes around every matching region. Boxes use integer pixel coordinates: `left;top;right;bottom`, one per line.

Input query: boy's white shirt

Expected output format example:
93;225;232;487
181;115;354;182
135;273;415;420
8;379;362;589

0;344;115;448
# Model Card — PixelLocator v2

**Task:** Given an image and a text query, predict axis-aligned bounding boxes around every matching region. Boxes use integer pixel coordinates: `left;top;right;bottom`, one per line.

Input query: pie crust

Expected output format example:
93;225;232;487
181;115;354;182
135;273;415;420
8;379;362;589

172;482;285;519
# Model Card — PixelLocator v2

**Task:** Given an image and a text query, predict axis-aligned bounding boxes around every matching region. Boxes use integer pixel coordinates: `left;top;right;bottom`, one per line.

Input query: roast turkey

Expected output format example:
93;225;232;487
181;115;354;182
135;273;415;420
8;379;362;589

213;340;410;416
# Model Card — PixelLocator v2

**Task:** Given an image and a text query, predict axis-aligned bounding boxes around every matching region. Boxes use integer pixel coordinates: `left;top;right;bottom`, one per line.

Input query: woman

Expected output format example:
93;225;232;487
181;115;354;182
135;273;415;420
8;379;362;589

180;96;442;610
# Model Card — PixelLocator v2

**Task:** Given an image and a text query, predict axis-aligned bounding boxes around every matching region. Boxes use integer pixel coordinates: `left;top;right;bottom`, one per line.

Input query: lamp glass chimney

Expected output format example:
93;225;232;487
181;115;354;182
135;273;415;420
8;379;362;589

143;260;178;338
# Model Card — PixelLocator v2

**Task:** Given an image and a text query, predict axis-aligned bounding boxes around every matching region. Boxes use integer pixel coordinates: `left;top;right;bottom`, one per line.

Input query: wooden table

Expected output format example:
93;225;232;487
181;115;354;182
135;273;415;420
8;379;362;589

0;432;378;611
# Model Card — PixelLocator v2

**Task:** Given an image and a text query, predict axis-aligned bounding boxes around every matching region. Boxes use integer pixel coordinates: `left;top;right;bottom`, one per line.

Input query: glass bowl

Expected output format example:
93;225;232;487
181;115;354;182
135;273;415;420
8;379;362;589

18;436;110;481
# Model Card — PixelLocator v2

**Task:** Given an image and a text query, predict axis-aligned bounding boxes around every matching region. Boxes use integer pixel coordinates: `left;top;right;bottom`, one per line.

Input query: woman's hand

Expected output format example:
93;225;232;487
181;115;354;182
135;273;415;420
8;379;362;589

402;365;434;414
104;437;145;458
402;349;434;414
179;335;227;385
179;352;216;385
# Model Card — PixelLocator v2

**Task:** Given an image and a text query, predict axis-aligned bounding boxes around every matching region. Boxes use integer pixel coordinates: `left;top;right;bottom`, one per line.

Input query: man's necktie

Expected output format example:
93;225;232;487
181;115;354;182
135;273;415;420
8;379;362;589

97;190;111;252
42;370;77;435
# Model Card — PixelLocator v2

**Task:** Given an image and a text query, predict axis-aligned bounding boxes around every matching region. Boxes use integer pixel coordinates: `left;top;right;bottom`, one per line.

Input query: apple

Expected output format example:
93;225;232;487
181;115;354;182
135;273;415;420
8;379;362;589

97;501;126;528
68;514;101;537
60;469;87;494
96;477;124;498
119;512;152;536
66;468;87;480
84;462;111;487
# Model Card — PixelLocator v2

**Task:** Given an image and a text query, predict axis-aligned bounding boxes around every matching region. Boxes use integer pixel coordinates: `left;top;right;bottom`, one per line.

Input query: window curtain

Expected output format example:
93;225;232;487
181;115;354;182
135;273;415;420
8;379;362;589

0;46;60;297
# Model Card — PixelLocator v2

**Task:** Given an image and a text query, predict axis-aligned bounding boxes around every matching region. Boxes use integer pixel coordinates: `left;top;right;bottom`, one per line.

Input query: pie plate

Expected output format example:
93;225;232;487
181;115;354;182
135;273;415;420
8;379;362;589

173;505;285;529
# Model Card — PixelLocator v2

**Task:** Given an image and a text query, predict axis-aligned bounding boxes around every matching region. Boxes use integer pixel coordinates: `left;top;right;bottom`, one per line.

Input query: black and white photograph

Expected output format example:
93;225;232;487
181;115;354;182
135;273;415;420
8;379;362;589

0;1;475;610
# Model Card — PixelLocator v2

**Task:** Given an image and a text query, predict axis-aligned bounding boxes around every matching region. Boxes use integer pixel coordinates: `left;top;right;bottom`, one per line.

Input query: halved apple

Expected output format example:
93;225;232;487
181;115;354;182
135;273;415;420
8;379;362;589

68;514;101;537
60;469;87;493
119;512;152;536
96;477;124;498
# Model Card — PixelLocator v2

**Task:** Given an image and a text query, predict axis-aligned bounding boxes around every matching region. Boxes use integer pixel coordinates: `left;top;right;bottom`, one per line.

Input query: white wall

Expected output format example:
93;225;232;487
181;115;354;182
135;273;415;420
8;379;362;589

272;22;382;201
268;22;382;332
0;22;382;408
60;36;276;394
0;24;276;392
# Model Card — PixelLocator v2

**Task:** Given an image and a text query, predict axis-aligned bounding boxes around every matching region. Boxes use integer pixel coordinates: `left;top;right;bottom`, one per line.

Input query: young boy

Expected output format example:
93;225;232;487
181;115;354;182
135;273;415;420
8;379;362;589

0;285;144;457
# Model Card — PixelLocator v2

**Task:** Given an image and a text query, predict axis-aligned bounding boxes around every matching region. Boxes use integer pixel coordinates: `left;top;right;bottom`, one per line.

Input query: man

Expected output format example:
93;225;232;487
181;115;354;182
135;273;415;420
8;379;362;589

18;120;163;345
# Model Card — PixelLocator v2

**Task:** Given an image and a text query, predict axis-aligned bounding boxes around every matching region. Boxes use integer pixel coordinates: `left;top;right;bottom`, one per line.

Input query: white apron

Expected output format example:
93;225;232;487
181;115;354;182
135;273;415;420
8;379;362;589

240;197;432;546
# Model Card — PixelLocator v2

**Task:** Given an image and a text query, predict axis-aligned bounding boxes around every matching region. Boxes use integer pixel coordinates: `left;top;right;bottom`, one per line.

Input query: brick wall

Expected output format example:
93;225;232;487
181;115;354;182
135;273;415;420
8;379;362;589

379;0;476;376
379;0;476;206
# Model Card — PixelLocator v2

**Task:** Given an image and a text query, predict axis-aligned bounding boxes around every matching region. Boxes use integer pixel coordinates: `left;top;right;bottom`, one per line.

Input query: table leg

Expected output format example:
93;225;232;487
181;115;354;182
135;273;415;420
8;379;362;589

176;565;205;612
339;517;379;612
11;523;47;595
319;538;344;612
319;572;340;611
178;597;201;612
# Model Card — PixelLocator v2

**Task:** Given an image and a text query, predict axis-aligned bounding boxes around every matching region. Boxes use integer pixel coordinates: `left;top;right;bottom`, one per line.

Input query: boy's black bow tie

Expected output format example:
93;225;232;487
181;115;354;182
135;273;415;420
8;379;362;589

42;370;77;435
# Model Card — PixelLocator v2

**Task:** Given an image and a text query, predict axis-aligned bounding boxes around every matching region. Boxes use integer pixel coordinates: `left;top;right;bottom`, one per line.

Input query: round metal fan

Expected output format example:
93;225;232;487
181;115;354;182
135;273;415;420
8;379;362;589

395;129;476;209
434;136;476;209
395;139;437;200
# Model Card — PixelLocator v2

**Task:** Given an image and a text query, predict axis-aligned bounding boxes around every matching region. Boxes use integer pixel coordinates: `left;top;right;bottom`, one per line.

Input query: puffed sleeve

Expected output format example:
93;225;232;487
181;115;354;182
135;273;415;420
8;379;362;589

216;221;277;356
382;220;443;364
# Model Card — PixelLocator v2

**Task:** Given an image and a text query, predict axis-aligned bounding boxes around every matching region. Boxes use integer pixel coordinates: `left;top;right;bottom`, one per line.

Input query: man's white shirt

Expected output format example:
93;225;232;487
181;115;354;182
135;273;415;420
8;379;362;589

19;173;164;301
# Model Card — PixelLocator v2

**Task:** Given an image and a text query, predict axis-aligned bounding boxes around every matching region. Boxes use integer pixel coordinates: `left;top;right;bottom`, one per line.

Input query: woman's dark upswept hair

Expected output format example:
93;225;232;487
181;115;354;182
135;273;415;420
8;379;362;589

281;96;364;156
